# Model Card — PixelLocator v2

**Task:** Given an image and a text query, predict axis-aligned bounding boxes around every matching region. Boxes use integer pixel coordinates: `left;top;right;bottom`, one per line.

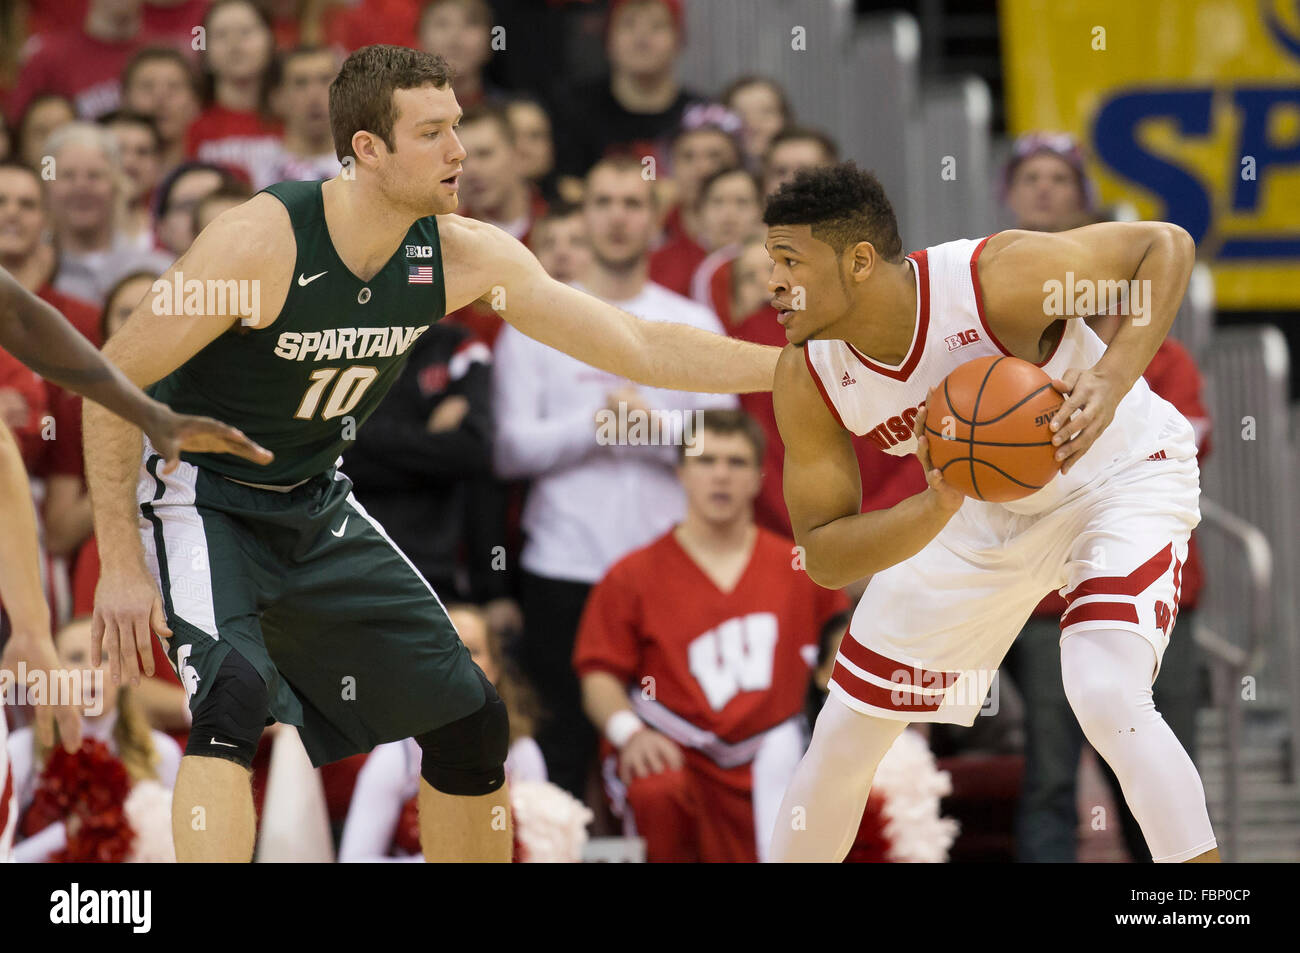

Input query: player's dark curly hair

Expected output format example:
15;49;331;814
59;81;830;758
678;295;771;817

763;161;903;262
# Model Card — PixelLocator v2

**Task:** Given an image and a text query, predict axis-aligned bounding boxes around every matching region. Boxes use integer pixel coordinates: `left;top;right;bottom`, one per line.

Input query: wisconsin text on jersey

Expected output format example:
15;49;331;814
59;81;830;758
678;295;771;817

272;325;431;362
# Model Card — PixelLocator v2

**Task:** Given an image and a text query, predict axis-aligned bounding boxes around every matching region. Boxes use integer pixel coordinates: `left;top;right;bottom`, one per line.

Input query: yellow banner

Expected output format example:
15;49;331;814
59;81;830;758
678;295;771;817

1002;0;1300;308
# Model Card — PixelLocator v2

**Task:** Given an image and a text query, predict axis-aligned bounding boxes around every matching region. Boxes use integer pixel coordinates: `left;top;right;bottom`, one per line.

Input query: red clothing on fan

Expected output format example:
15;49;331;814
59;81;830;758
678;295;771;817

9;30;147;119
575;527;848;862
34;285;100;481
648;234;708;297
37;285;101;347
144;1;212;38
23;1;209;40
619;747;763;862
1032;336;1211;617
0;350;49;471
324;0;421;50
185;105;282;182
576;528;846;743
725;302;929;537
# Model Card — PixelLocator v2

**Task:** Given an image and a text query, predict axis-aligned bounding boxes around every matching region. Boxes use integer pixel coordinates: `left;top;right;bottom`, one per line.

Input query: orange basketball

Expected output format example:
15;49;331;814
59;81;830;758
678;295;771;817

924;356;1063;502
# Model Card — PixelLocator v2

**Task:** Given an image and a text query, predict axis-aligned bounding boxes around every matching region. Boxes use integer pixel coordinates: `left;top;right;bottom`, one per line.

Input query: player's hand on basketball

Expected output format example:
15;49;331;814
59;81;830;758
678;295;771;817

145;403;273;475
1049;367;1123;475
618;728;684;783
91;565;171;686
1;626;82;753
913;404;964;514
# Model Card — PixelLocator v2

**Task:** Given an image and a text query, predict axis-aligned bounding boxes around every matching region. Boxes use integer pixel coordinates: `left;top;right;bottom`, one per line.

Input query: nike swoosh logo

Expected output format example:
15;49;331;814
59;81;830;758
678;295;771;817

331;516;349;537
210;737;237;748
298;270;328;286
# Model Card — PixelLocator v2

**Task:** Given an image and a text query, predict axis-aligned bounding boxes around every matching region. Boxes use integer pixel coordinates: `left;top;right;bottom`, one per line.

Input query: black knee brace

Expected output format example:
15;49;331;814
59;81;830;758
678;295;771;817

185;650;270;768
414;672;510;796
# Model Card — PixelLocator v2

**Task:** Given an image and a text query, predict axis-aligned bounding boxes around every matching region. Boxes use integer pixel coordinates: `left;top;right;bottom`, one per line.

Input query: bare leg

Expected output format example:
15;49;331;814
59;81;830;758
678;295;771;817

769;695;908;862
172;755;256;862
418;778;513;862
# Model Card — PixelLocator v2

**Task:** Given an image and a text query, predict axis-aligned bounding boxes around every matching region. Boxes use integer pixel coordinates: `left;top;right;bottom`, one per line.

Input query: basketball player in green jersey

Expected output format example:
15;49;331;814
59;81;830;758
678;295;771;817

84;46;780;863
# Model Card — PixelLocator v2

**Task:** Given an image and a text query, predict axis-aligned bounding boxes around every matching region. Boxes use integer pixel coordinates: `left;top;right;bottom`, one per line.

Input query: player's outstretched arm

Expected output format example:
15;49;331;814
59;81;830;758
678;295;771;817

85;196;287;686
775;346;961;590
978;221;1196;473
0;421;82;753
442;217;781;394
0;266;269;470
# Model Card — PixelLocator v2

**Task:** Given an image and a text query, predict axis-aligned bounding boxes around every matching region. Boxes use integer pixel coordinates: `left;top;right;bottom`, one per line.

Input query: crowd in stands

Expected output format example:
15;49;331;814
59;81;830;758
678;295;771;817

0;0;1210;863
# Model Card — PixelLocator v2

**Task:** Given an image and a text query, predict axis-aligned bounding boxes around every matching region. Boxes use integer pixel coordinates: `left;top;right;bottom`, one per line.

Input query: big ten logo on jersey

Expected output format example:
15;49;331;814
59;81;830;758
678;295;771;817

405;244;433;258
944;328;981;351
688;613;778;711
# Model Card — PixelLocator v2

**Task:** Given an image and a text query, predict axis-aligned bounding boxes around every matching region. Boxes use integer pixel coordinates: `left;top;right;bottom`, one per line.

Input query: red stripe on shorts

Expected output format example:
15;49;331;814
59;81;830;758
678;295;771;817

837;632;961;689
830;660;946;713
1060;600;1141;631
1064;543;1173;603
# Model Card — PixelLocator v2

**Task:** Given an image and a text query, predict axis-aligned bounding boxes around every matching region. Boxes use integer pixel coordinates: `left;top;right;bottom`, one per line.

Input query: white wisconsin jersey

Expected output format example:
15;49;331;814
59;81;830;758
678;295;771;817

804;235;1194;515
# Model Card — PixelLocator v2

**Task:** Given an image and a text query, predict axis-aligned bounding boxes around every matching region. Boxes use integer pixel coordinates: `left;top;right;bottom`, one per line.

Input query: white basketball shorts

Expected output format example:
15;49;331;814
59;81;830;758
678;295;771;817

829;440;1201;726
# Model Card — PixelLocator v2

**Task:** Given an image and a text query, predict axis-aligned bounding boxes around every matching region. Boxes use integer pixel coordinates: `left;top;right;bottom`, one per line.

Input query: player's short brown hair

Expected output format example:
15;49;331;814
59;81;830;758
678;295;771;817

329;44;454;161
679;409;766;465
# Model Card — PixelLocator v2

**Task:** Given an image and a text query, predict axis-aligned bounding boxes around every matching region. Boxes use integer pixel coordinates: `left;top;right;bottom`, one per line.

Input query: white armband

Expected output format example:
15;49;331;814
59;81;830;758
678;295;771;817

604;710;644;749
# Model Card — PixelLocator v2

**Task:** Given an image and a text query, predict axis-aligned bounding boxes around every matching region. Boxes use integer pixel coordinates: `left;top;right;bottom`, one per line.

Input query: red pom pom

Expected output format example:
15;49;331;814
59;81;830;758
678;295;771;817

843;791;893;863
26;739;135;862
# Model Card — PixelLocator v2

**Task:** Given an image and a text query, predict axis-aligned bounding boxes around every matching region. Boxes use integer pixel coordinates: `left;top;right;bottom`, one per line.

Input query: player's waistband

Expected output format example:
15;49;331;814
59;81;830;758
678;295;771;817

628;694;802;770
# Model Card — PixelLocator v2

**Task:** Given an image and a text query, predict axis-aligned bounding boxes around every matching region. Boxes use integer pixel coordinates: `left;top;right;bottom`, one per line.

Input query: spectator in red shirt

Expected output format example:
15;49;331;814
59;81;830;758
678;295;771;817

687;166;763;305
761;125;838;198
722;75;791;172
185;0;282;182
9;0;152;121
98;110;165;253
575;409;849;862
15;94;77;170
419;0;500;109
121;47;201;175
649;109;743;296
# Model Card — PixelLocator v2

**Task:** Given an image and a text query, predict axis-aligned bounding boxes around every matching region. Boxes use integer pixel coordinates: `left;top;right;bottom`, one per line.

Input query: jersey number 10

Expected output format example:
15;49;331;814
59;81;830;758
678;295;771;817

294;365;380;420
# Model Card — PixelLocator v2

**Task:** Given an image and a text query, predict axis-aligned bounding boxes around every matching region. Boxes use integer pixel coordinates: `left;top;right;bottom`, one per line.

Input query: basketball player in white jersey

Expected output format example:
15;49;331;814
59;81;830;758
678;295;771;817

765;163;1216;863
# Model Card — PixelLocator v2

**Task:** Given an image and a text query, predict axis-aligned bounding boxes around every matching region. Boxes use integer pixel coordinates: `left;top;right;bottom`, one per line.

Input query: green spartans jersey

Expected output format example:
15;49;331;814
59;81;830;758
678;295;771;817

148;180;446;485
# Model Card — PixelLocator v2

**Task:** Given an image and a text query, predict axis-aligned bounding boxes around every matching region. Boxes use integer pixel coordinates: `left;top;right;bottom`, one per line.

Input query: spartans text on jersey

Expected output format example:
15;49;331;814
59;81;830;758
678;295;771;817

273;325;430;362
